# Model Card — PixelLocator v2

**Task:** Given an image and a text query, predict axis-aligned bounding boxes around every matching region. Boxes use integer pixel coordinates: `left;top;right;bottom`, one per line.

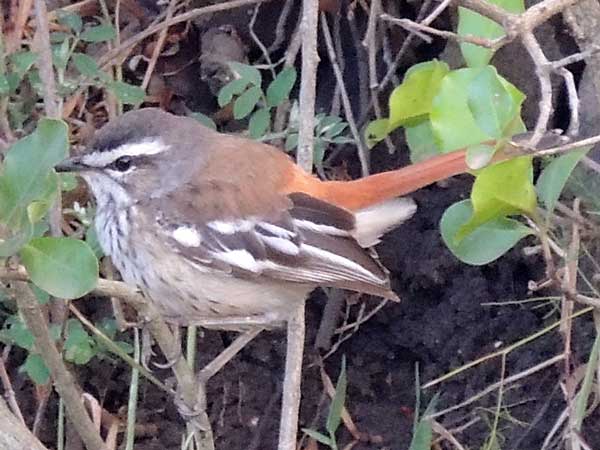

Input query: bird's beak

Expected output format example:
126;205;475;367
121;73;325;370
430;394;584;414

54;157;88;173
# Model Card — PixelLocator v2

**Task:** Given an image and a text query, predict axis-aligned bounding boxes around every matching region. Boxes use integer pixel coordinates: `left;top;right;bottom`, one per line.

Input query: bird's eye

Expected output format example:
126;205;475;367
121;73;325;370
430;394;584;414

112;156;133;172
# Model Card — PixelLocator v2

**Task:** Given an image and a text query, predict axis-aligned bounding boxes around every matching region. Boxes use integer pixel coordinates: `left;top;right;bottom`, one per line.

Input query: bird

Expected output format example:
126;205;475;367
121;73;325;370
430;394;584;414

54;107;493;327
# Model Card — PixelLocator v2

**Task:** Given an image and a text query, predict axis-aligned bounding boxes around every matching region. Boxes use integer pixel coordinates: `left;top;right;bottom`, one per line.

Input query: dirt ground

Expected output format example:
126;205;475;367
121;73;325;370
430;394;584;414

4;1;599;449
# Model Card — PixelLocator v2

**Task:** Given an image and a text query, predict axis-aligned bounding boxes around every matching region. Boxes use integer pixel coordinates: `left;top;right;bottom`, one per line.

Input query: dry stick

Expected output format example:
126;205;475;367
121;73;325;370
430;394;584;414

321;14;369;176
278;0;319;448
97;0;267;68
564;199;581;447
425;354;565;420
15;285;107;450
0;396;51;450
5;0;34;54
0;348;25;425
141;0;178;91
557;67;580;136
249;3;276;77
521;33;553;145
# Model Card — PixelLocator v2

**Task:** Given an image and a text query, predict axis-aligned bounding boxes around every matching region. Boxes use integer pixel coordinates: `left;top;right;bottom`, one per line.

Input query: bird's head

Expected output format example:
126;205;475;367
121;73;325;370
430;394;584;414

56;108;212;207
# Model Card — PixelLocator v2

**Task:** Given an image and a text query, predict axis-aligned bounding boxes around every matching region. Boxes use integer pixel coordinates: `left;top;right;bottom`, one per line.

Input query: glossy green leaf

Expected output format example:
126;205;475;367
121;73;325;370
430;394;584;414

326;357;347;436
266;67;296;107
249;108;271;138
441;200;533;265
536;148;590;215
21;354;50;385
457;156;536;241
405;120;442;163
107;81;145;105
217;78;250;107
72;53;102;78
458;0;524;67
388;60;449;129
56;10;83;34
285;133;298;151
430;68;491;152
80;23;116;43
85;227;104;259
0;119;67;227
20;237;99;299
233;85;262;120
228;62;261;87
467;66;524;138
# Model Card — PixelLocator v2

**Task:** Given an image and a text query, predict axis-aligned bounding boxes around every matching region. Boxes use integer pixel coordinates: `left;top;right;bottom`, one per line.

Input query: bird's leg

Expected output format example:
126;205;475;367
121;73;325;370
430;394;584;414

153;326;182;369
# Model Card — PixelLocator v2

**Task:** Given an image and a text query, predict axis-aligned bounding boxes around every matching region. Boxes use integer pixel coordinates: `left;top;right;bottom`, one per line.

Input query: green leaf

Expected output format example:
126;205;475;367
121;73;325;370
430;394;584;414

60;173;79;192
326;357;347;436
80;23;116;43
52;39;71;71
441;200;533;265
72;53;102;79
3;317;34;350
9;51;37;79
430;68;492;152
228;62;261;87
64;319;95;365
217;78;251;107
30;283;50;305
536;148;590;215
188;112;217;130
21;354;50;385
457;156;536;240
233;85;262;120
285;133;298;151
302;429;332;446
249;108;271;138
458;0;524;67
467;66;524;139
107;81;145;105
85;226;104;259
405;120;443;163
0;119;67;227
0;75;9;96
388;60;450;130
266;67;297;107
408;417;433;450
56;10;83;34
20;237;99;299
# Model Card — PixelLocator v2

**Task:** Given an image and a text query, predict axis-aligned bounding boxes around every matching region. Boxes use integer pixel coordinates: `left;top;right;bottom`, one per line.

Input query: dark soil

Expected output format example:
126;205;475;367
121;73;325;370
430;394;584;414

3;0;599;449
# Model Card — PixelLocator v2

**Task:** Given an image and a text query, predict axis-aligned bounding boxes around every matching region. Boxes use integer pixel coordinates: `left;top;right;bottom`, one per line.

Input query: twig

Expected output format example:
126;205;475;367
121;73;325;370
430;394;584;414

557;67;580;136
425;354;564;420
278;302;306;450
141;0;178;90
0;347;25;425
267;0;295;54
32;0;60;118
278;0;320;446
98;0;267;69
249;3;276;78
15;283;106;450
5;0;34;54
321;13;369;176
521;33;553;146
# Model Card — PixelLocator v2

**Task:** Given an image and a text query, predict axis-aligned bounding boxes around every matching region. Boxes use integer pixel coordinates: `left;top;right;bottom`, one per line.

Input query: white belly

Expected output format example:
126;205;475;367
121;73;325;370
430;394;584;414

95;206;311;325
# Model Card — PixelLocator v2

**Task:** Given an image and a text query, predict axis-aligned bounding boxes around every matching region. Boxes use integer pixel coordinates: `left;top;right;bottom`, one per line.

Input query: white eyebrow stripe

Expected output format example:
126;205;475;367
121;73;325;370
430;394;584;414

82;140;168;167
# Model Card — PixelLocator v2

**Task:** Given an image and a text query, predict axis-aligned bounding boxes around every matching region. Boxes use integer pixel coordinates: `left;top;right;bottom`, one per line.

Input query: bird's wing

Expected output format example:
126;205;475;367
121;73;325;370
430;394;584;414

148;180;396;299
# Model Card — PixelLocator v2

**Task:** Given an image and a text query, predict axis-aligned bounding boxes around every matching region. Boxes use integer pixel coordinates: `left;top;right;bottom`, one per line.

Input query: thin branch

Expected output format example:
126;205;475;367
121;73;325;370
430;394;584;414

98;0;267;69
321;13;370;176
16;283;107;450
